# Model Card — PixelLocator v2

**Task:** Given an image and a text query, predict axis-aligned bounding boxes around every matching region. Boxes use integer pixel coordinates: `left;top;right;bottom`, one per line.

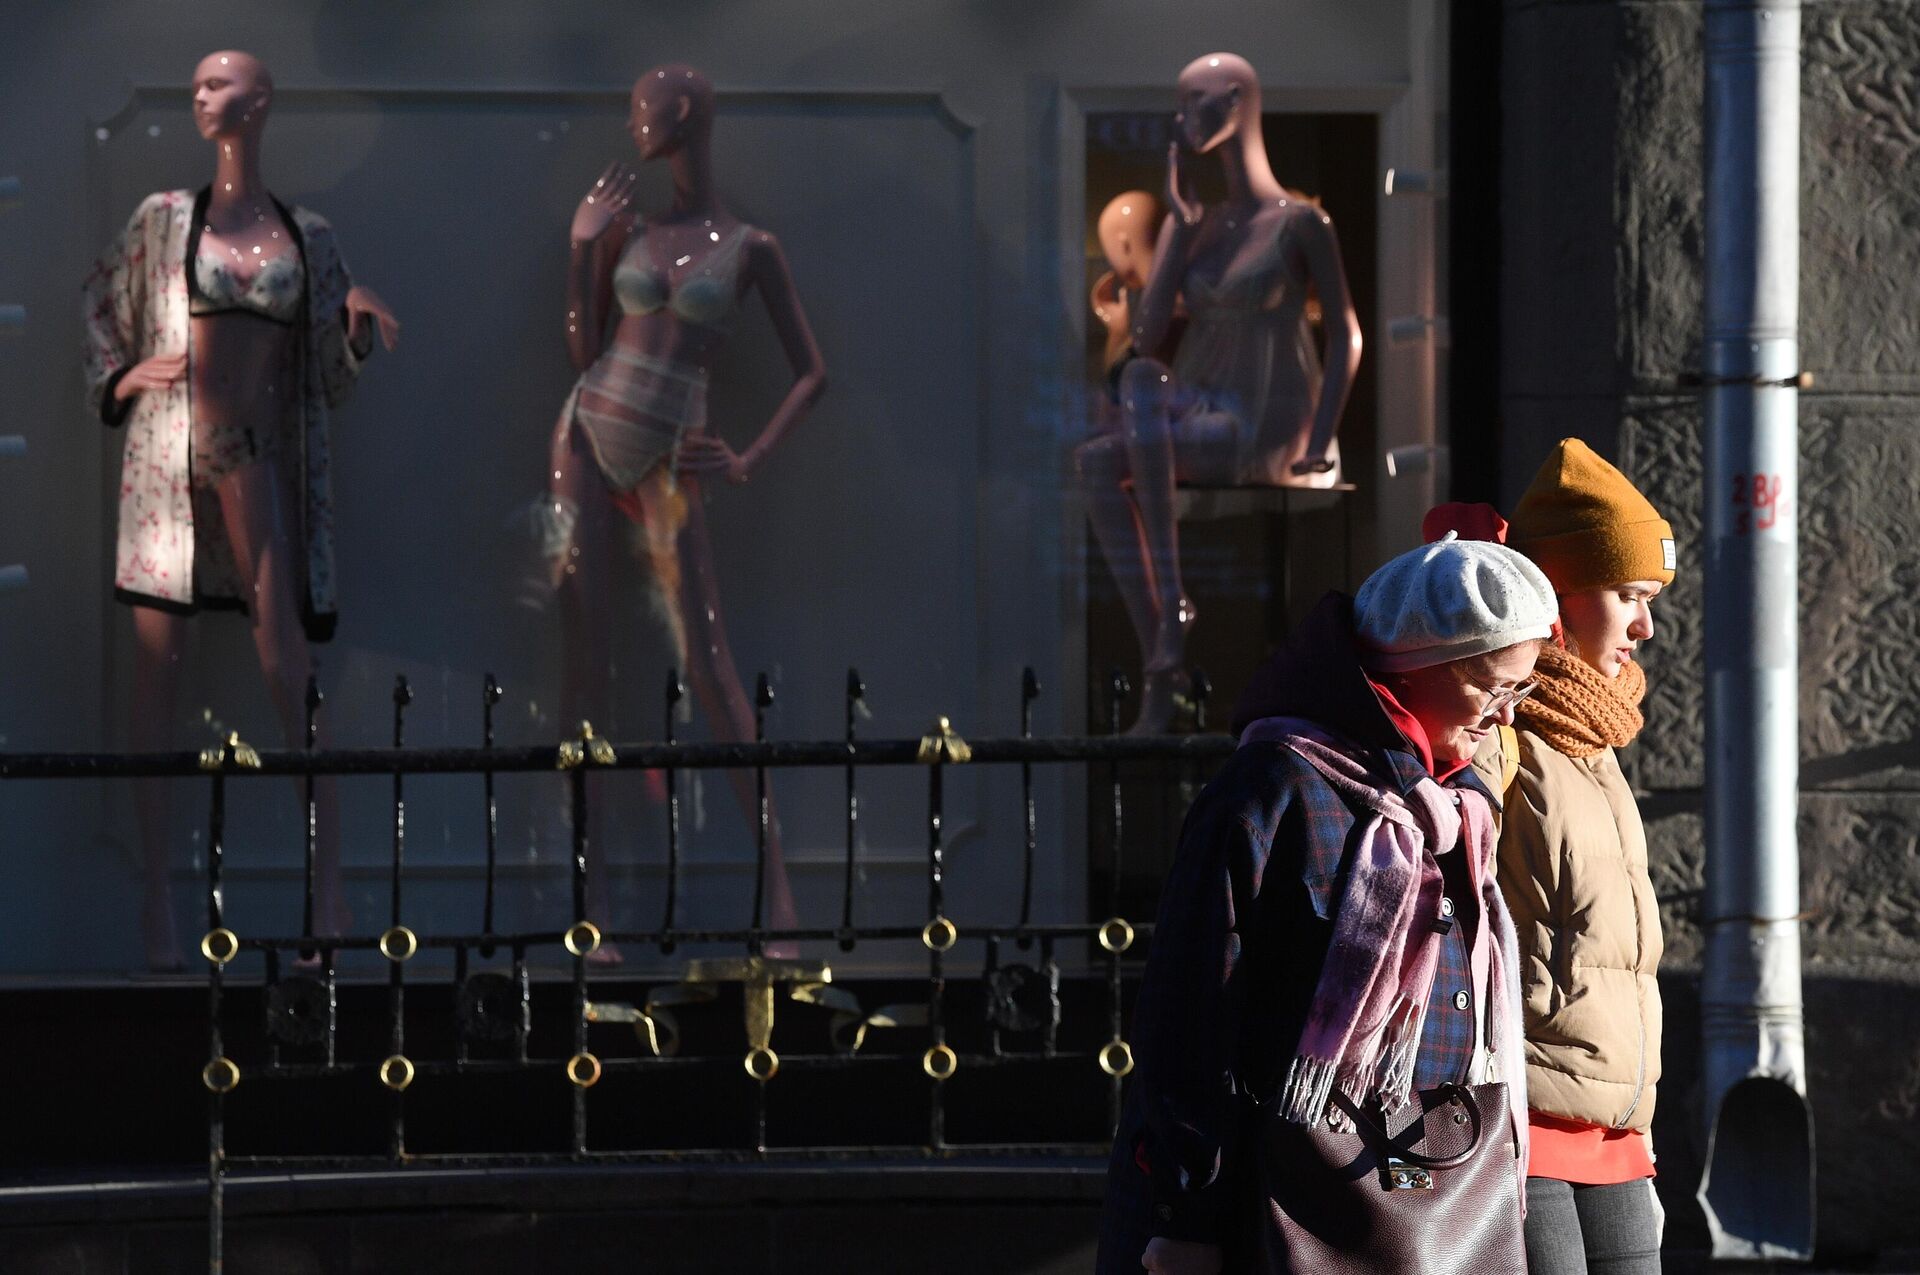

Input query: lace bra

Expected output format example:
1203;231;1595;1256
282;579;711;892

190;244;303;325
613;222;750;328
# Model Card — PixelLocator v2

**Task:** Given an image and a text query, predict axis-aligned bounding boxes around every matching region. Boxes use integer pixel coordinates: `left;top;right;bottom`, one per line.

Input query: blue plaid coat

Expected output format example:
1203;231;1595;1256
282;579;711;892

1097;594;1503;1269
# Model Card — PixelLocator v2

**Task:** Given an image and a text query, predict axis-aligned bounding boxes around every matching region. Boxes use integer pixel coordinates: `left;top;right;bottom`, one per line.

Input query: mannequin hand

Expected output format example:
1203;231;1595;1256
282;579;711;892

345;285;401;352
114;353;187;401
1140;1237;1222;1274
1165;142;1203;229
677;433;750;484
572;161;637;243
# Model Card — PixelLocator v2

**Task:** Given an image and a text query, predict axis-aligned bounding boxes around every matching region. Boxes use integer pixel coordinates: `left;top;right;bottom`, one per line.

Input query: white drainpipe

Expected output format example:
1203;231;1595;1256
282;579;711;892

1698;0;1814;1261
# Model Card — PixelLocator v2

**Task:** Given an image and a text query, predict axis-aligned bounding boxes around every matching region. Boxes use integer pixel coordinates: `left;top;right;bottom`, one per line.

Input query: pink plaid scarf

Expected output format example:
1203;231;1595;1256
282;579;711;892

1240;717;1529;1184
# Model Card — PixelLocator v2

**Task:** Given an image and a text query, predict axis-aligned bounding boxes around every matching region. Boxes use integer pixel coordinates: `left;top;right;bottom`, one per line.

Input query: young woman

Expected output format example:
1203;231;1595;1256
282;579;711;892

1497;438;1677;1274
1098;533;1558;1273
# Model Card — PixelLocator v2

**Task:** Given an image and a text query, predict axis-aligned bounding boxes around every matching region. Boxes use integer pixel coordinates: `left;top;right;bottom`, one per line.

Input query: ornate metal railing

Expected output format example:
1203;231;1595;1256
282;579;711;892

0;666;1234;1274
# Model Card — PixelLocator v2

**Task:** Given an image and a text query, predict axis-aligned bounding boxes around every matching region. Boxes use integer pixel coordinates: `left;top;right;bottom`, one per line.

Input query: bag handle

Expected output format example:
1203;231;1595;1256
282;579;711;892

1329;1084;1483;1171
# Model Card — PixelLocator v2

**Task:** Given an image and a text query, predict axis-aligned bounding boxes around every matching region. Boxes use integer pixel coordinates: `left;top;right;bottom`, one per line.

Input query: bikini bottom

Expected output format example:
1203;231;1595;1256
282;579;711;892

572;346;707;494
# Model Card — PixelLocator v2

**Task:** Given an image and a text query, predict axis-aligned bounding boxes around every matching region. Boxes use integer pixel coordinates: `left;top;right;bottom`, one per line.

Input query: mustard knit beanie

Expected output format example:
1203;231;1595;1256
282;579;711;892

1508;439;1676;592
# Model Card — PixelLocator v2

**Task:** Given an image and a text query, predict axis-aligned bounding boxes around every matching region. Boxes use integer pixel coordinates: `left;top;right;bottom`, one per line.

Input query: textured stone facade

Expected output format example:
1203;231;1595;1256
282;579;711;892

1501;0;1920;1262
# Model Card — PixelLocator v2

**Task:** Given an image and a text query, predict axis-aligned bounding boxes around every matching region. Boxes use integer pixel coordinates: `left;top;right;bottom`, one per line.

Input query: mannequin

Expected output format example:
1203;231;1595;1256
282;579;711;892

1081;191;1182;698
82;51;398;970
548;64;825;962
1079;53;1362;734
1089;190;1164;382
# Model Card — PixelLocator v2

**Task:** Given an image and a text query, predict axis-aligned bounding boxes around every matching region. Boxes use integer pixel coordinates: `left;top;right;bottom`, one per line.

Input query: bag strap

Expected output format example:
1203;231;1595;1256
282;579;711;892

1496;723;1521;795
1329;1085;1484;1171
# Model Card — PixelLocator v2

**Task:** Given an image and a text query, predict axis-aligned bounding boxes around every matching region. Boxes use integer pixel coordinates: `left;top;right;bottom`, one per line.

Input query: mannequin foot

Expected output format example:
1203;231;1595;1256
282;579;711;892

1144;597;1197;674
313;884;354;940
290;885;352;969
1125;667;1194;737
585;941;626;968
144;888;184;973
762;882;801;961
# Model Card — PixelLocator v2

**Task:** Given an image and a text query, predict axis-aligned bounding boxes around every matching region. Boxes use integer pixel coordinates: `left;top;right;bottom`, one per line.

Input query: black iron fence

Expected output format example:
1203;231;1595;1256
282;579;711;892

0;667;1236;1274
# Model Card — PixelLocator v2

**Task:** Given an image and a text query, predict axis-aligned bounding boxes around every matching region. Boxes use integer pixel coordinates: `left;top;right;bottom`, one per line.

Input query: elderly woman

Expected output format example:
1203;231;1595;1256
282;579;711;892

1098;533;1558;1274
1490;439;1676;1275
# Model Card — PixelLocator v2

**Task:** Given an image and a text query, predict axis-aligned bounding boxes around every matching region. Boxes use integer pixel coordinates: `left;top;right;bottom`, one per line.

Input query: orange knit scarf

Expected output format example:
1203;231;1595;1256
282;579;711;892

1516;642;1646;758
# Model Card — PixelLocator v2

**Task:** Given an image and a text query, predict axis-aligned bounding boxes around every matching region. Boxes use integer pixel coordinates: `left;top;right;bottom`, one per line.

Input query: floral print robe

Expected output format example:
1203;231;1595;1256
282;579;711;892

82;187;362;640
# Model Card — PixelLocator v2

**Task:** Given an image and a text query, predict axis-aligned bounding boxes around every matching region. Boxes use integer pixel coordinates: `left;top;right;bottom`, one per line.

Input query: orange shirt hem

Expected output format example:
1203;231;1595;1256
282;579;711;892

1527;1111;1656;1185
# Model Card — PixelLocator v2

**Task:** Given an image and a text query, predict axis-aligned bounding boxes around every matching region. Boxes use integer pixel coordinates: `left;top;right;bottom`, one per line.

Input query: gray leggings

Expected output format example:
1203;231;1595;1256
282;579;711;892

1524;1177;1661;1275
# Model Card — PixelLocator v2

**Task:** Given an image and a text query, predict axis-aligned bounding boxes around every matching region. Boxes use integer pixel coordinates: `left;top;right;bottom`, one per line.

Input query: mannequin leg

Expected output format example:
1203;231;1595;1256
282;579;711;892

132;605;188;970
550;418;621;957
215;460;349;936
657;477;801;944
1074;432;1159;658
1116;359;1196;675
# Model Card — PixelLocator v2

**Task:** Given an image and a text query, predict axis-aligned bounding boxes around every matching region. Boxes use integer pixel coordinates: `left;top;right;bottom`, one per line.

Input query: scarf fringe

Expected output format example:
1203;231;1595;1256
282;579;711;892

1277;1054;1340;1126
1369;997;1424;1112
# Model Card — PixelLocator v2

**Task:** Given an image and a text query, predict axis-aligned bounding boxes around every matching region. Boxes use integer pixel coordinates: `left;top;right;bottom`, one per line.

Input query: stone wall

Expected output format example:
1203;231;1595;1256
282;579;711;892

1500;0;1920;1263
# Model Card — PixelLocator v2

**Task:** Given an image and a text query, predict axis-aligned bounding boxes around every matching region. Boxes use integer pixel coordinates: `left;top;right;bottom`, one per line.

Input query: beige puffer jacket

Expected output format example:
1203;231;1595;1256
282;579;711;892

1493;728;1663;1131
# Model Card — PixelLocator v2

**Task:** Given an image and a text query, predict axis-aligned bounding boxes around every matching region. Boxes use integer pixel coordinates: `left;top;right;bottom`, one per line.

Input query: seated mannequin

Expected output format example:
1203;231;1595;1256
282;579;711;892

1077;53;1362;733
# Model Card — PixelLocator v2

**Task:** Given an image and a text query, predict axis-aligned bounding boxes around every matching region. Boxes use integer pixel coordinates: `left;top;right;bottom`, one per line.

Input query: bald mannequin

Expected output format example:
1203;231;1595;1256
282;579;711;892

88;50;398;967
548;64;826;960
1077;52;1362;734
1090;190;1163;372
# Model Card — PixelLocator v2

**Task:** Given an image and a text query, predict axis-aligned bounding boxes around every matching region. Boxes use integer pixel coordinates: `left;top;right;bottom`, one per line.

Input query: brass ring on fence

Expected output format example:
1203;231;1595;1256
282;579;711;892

921;916;958;953
566;1052;602;1089
1099;1038;1135;1078
378;1054;416;1092
200;927;240;966
201;1056;240;1093
1097;917;1136;954
922;1043;958;1082
378;926;419;963
563;920;602;958
744;1047;780;1082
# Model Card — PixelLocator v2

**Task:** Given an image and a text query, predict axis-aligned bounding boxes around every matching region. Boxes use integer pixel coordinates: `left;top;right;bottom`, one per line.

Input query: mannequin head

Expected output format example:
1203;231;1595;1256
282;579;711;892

1097;191;1162;291
1175;53;1261;154
628;64;715;161
192;50;272;141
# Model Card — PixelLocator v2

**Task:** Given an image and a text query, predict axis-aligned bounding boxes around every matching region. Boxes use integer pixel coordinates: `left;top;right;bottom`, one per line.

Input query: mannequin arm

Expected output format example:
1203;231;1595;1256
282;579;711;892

1130;211;1193;358
734;231;826;477
1296;209;1361;468
82;198;161;426
1090;270;1122;325
565;219;628;373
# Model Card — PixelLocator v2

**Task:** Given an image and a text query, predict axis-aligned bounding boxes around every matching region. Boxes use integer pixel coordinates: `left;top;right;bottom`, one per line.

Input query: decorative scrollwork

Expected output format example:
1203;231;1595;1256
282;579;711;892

985;962;1059;1035
454;972;522;1045
265;976;331;1047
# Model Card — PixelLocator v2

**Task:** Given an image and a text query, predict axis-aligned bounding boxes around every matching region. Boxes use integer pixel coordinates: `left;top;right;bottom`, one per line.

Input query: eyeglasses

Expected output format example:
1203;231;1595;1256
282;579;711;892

1468;677;1538;720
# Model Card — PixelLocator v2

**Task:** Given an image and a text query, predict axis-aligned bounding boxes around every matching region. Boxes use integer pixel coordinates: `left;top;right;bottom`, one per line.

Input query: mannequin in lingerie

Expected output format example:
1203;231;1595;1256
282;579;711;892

83;50;399;969
549;64;826;962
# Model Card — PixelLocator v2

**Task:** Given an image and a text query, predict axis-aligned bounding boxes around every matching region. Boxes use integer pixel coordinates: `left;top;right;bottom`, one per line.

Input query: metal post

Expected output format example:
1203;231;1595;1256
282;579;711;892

1699;0;1813;1259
